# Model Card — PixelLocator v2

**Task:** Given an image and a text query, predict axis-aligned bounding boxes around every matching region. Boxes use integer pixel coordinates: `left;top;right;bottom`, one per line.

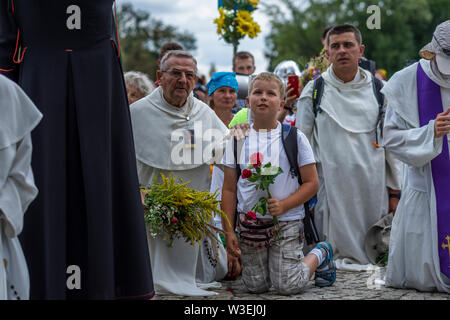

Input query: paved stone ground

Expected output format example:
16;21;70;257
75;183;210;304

154;267;450;300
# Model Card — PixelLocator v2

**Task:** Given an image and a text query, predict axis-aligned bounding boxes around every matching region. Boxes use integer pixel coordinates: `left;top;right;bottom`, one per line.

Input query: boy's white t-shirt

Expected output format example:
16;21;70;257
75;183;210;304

222;122;315;221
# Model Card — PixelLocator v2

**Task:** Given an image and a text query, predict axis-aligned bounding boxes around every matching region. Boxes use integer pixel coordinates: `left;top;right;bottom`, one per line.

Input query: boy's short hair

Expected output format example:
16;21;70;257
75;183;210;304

159;42;184;60
327;24;362;46
248;72;285;98
233;51;255;67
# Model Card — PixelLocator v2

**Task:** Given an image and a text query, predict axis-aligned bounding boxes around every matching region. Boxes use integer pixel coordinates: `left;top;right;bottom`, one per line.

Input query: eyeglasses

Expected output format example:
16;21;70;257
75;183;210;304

434;35;450;56
162;69;196;80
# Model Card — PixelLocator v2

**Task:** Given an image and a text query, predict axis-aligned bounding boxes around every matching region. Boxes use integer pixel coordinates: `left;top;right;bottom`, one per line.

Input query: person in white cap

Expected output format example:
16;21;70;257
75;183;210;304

382;20;450;293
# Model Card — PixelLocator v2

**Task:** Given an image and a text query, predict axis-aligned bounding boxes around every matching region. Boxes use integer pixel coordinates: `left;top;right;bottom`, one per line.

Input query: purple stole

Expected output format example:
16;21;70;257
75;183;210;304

417;63;450;278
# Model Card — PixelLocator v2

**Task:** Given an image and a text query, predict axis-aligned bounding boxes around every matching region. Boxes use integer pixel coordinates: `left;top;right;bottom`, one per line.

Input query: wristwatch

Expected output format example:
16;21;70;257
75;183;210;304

389;192;401;199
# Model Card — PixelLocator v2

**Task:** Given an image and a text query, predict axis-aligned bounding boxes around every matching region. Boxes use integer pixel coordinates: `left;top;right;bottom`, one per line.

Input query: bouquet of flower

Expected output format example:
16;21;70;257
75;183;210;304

214;0;261;54
241;152;283;239
300;48;330;86
141;174;230;249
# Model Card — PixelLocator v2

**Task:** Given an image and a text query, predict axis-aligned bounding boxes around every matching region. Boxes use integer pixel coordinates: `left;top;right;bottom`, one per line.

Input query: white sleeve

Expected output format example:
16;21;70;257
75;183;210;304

0;134;38;238
383;105;442;168
296;129;316;167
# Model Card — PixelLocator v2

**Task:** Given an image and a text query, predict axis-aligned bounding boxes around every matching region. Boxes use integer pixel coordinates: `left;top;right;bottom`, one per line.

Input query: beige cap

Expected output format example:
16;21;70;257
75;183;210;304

419;20;450;75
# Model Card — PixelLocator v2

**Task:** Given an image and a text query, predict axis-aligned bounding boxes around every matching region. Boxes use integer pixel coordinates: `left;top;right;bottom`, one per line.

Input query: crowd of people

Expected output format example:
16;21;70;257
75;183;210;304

0;0;449;299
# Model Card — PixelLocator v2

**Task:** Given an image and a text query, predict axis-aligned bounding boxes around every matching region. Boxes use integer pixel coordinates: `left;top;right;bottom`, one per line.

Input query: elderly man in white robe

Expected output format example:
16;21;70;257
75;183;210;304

130;50;229;296
382;20;450;293
0;75;42;299
296;24;402;268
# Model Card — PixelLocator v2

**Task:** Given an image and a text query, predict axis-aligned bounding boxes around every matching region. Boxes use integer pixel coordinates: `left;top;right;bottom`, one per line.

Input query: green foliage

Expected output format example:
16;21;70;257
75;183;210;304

141;174;229;248
253;197;269;216
376;252;389;266
263;0;449;77
116;2;197;80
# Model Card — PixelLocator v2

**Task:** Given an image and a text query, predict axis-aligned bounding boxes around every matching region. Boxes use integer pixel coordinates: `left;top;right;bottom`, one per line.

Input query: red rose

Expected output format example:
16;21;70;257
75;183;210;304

250;152;263;168
241;169;252;179
171;217;178;224
246;211;257;220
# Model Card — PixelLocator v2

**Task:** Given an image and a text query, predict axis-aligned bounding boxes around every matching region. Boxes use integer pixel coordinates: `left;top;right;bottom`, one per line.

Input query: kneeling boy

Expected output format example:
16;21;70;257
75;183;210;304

221;72;336;294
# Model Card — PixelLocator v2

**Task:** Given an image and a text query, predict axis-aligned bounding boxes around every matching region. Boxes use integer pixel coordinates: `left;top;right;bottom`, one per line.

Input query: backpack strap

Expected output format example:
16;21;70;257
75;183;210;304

372;77;385;143
281;125;301;181
233;136;245;230
372;77;384;109
312;76;325;117
281;125;321;245
233;136;242;180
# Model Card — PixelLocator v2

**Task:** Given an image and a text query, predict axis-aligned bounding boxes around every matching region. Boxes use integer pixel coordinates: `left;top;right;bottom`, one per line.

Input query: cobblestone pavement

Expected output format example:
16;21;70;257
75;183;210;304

154;267;450;300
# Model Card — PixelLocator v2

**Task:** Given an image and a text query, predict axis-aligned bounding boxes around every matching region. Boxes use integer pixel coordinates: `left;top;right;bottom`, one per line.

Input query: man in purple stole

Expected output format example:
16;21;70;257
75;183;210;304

381;20;450;292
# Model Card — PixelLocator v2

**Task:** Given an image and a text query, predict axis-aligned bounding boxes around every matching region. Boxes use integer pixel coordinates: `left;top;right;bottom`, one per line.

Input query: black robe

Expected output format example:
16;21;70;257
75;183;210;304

0;0;154;299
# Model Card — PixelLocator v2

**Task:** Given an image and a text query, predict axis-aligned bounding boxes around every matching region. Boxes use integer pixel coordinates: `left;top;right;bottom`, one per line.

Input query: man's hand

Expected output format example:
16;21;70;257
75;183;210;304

224;253;242;280
284;83;303;109
389;197;399;215
268;198;285;216
140;189;148;210
229;122;250;141
284;87;297;110
388;188;401;215
434;107;450;138
225;231;241;258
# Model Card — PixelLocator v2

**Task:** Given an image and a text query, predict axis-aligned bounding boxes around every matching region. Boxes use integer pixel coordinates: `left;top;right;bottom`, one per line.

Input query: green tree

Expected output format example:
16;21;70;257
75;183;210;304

263;0;449;76
117;2;197;80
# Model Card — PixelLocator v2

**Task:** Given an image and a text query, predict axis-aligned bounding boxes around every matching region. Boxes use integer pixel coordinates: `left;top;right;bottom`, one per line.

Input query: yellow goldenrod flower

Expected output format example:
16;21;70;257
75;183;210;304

249;0;259;7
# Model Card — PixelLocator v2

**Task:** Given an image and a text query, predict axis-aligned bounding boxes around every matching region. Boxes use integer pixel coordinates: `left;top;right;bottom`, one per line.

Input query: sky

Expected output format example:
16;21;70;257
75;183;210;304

125;0;281;80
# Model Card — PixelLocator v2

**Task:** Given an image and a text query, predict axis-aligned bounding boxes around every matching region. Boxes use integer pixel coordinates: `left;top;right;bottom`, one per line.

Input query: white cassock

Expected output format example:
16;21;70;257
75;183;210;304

382;59;450;293
130;87;228;296
296;66;402;269
0;75;42;299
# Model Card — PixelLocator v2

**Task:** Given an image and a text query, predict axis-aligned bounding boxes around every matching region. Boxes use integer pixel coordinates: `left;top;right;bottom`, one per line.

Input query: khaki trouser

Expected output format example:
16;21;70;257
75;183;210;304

239;219;311;295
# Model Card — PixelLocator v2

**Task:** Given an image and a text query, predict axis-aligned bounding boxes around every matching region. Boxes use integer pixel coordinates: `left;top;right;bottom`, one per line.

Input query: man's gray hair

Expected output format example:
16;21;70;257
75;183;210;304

160;50;198;73
124;71;155;96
